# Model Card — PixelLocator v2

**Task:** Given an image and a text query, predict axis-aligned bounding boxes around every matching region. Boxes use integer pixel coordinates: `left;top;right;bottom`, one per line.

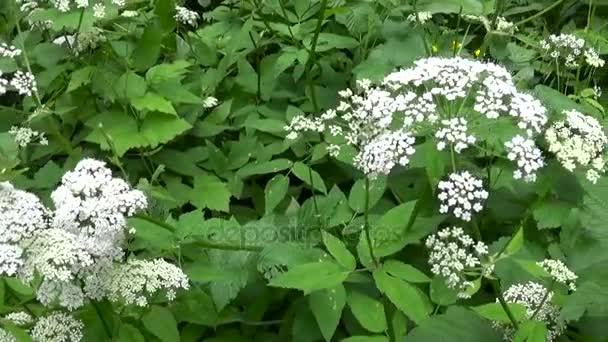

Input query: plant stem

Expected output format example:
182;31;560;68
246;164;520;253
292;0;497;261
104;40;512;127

514;0;565;27
492;280;520;329
364;177;379;267
304;0;328;113
529;283;552;321
91;301;112;339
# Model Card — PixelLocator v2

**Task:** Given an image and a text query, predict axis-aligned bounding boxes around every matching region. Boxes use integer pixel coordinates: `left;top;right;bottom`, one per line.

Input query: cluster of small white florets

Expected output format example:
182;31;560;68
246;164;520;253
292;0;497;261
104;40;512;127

8;126;48;147
4;311;33;326
426;227;490;298
0;159;189;313
175;5;200;26
38;0;124;16
284;57;548;183
545;109;607;183
437;171;488;221
202;96;219;109
30;312;84;342
435;118;476;153
505;135;545;182
537;259;578;291
407;11;432;24
497;282;564;341
0;328;16;342
106;259;190;307
540;33;605;68
463;15;516;34
0;43;37;97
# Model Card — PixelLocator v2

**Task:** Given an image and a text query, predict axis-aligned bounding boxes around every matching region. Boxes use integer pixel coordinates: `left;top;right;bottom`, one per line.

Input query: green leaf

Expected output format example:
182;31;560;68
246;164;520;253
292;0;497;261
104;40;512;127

381;260;430;283
348;177;387;213
416;0;484;14
118;324;145;342
505;227;524;255
291;162;327;194
114;71;147;101
513;321;548;342
264;174;289;214
533;201;571;229
132;21;163;71
472;303;527;323
190;175;232;212
430;276;459;306
173;289;218;326
322;231;356;271
139;113;192;148
67;66;95;92
273;50;299;78
307;33;359;52
309;285;346;341
534;85;586;114
142;306;180;342
5;278;33;296
347;290;387;333
372;201;418;257
129;217;175;250
269;261;350;294
407;307;502;341
341;337;388;342
131;92;177;115
236;159;293;178
146;60;192;85
154;0;176;33
373;270;430;324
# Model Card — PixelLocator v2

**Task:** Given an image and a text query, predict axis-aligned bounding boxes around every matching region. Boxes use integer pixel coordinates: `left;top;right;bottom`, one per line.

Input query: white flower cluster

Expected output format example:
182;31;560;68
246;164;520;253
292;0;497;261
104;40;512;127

175;6;199;26
0;159;188;312
545;109;607;183
31;312;83;342
495;17;516;33
106;259;190;306
540;33;605;68
438;171;488;221
202;96;219;109
8;126;48;147
0;328;16;342
43;0;124;16
537;259;578;291
498;282;564;341
407;12;432;24
505;135;544;182
284;57;548;184
0;43;37;97
4;312;33;326
426;227;489;298
435;117;476;153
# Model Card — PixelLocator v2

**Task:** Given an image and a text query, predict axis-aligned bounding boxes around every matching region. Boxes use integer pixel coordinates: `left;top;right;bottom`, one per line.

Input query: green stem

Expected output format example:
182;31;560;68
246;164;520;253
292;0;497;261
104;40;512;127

304;0;327;113
514;0;565;27
91;301;112;339
529;282;553;321
364;178;379;267
492;280;520;329
132;214;264;252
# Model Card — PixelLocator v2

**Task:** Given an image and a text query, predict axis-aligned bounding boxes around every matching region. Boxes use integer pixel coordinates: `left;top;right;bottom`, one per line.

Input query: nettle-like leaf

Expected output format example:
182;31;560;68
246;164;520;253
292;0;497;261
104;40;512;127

269;261;351;294
309;285;346;341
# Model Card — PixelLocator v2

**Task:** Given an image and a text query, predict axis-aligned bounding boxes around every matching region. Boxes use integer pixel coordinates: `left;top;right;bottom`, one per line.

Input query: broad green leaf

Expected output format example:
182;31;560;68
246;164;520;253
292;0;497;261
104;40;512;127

416;0;484;14
306;33;359;52
347;290;387;333
67;66;95;92
534;85;586;114
5;278;34;296
132;21;163;71
173;289;218;326
505;227;524;255
472;302;527;323
309;285;346;341
341;337;388;342
114;71;147;101
146;60;192;85
118;324;145;342
129;217;175;250
269;261;350;294
154;0;176;33
348;177;387;213
407;307;502;341
139;113;192;148
430;276;459;306
274;50;299;78
142;306;180;342
322;231;356;271
175;210;207;240
236;159;293;178
292;162;327;194
243;117;286;134
190;175;232;212
373;201;418;257
381;260;430;283
533;200;572;229
131;92;177;115
513;321;548;342
264;175;289;214
373;270;431;324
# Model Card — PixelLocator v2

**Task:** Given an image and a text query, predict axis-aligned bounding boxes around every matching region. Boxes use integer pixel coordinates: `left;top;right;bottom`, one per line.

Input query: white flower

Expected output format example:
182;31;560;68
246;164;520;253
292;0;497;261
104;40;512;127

31;313;83;342
0;182;48;244
8;126;47;147
4;312;33;326
0;244;24;276
584;48;605;68
284;115;326;140
505;135;544;182
111;0;125;6
74;0;88;8
498;282;564;341
120;10;138;17
92;3;105;18
545;109;607;183
202;96;218;108
426;227;489;298
106;259;190;307
540;34;598;69
508;93;547;135
175;6;199;26
495;17;515;33
10;71;37;96
0;43;21;58
353;129;416;178
437;171;488;221
435;117;476;153
537;259;578;291
52;35;76;47
37;280;85;311
0;329;16;342
407;12;432;24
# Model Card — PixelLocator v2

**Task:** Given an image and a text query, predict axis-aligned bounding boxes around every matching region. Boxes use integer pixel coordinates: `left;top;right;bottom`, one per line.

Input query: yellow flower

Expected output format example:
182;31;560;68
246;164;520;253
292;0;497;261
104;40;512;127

474;49;481;57
432;45;438;53
452;40;462;49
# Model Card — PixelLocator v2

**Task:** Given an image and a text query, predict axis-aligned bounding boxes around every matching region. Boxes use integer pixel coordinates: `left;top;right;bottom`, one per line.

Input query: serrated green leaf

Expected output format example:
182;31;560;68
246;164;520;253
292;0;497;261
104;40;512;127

348;177;387;213
309;285;346;341
190;175;232;212
114;71;147;101
533;201;571;229
142;306;180;342
132;21;163;71
269;261;350;294
347;290;387;333
146;60;192;85
265;175;289;214
322;231;356;271
131;92;177;115
472;302;527;323
407;307;502;341
67;66;94;92
382;260;430;283
373;270;430;324
513;321;547;342
118;324;145;342
505;227;524;255
129;217;175;250
292;162;327;194
236;159;293;178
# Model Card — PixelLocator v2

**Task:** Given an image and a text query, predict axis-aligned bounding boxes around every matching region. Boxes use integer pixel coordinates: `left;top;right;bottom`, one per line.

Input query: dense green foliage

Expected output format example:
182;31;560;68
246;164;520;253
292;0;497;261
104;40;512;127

2;0;608;341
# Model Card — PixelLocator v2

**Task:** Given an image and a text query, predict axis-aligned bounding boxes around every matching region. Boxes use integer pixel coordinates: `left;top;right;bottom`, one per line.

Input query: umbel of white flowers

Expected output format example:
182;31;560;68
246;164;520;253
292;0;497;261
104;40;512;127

0;159;189;317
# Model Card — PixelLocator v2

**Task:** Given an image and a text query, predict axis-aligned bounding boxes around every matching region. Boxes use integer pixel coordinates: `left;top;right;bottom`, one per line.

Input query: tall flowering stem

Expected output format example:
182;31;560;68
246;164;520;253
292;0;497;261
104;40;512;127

364;178;379;267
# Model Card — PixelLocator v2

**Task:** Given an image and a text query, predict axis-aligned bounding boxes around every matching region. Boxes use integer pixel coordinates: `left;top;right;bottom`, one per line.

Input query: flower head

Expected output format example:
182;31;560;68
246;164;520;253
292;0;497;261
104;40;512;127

4;311;33;326
437;171;488;221
505;135;544;182
31;312;83;342
175;6;199;26
537;259;578;291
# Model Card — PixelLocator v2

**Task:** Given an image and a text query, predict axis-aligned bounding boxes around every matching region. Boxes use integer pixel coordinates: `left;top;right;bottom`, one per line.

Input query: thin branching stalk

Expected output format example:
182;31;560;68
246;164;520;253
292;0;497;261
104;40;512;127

364;177;379;267
514;0;565;27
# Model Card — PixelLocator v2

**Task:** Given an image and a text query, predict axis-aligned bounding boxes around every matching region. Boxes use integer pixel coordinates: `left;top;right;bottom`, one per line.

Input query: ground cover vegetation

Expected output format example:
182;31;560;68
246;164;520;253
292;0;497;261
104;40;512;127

1;0;608;341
